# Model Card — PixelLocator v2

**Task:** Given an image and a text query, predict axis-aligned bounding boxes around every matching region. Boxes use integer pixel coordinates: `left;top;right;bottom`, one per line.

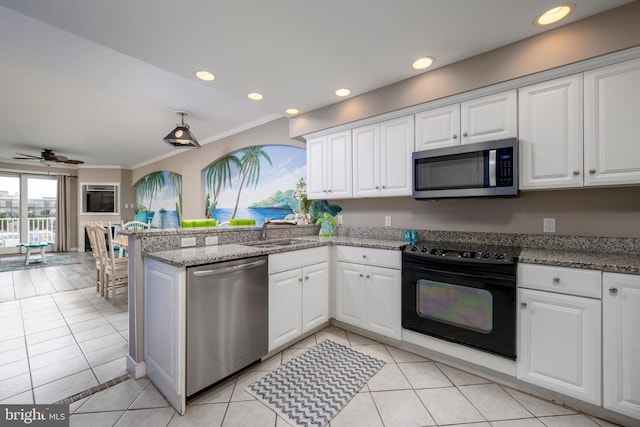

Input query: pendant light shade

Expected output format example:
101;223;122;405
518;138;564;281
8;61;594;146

163;111;201;148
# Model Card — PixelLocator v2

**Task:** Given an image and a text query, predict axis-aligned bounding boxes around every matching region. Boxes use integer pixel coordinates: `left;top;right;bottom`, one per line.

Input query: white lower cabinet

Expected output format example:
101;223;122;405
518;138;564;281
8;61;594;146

268;247;329;351
603;272;640;419
517;264;602;405
335;246;401;340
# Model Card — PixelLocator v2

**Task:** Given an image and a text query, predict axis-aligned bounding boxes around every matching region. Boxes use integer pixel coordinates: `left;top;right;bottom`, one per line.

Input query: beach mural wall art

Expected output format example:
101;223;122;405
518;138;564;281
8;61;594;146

134;171;182;228
203;145;341;227
134;145;341;229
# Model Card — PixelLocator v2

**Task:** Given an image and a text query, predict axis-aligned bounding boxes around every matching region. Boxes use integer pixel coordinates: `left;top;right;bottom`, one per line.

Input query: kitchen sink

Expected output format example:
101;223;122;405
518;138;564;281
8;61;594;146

244;239;312;249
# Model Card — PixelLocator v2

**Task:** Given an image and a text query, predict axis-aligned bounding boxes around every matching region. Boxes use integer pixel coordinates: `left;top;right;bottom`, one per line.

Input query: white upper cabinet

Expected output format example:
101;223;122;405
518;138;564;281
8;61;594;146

415;90;517;151
306;130;352;199
518;75;584;189
353;116;413;197
584;57;640;186
414;104;460;150
460;90;518;145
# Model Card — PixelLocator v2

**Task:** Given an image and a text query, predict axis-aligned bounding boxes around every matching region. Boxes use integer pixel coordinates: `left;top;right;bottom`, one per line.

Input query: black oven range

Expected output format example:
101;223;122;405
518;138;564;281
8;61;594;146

402;242;519;360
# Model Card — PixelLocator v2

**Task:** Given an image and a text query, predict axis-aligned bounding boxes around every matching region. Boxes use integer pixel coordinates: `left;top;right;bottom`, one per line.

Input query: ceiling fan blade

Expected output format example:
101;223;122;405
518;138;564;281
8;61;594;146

13;156;37;160
15;152;43;159
63;159;84;165
51;154;69;162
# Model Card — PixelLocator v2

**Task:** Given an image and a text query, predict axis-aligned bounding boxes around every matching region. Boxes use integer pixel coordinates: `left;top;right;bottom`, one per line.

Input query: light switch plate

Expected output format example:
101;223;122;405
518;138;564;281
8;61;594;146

336;215;343;225
181;237;196;247
205;236;219;246
384;216;392;227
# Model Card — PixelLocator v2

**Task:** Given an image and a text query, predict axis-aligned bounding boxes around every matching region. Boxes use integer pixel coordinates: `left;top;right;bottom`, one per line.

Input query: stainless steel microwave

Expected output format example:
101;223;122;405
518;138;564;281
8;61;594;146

412;138;518;200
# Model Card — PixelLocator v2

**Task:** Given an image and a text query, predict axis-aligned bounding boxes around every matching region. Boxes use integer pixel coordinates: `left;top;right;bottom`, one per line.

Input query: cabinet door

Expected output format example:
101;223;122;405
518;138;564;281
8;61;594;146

603;273;640;419
306;136;326;199
518;75;583;189
365;266;401;339
414;104;460;151
335;262;365;327
352;124;381;197
461;90;517;145
517;288;601;404
584;58;640;186
326;131;352;198
381;116;414;196
268;269;302;351
301;262;330;333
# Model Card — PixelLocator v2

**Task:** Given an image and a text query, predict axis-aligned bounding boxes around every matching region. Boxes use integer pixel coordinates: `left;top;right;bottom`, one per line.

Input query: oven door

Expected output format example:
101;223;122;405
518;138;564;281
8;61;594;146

402;254;516;359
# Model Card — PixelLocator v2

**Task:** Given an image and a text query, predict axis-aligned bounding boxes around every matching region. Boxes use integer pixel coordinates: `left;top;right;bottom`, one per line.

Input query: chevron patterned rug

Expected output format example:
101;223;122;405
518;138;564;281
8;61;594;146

246;339;384;427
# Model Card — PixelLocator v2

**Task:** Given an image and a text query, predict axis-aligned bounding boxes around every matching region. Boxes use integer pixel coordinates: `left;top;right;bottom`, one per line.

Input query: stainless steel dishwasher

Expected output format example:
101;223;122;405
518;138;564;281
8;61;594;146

186;255;268;397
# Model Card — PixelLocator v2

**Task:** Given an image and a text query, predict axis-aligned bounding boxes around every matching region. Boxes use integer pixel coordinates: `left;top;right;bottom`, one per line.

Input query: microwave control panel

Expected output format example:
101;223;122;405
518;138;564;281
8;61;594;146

497;148;513;187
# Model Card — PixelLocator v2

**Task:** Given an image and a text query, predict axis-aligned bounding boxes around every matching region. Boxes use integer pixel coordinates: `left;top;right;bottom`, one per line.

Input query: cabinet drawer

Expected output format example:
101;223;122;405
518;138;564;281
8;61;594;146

269;246;329;274
518;263;601;298
335;245;401;269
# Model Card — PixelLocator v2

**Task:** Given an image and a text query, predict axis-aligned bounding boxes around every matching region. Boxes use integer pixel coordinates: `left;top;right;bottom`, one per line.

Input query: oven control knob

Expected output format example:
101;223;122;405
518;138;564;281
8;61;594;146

495;253;506;260
421;247;428;253
410;245;418;252
480;252;491;258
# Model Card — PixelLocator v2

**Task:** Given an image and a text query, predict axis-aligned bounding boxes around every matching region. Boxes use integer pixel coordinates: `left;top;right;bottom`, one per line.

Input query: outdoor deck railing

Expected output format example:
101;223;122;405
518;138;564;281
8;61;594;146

0;217;56;247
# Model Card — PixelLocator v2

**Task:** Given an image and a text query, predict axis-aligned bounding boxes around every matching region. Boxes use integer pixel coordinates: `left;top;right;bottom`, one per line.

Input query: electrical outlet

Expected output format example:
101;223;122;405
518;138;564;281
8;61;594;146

181;237;196;247
336;215;343;225
543;218;556;233
385;216;392;227
205;236;219;246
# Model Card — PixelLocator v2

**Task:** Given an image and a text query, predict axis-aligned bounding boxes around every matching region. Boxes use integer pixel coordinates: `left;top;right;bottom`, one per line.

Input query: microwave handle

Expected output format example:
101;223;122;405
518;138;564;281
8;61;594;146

489;149;497;187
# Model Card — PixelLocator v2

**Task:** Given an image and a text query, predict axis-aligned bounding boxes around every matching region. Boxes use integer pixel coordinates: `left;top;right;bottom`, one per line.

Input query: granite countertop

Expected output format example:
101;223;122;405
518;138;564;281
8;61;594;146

519;247;640;274
143;235;406;268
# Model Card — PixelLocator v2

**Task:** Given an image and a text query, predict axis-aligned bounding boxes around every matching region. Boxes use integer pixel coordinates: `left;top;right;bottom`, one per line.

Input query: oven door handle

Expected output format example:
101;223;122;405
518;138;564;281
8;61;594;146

404;266;515;287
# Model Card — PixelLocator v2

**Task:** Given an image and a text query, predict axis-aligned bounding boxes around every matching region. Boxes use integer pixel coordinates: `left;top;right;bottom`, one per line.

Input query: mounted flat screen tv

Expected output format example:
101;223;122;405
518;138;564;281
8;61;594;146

81;184;119;214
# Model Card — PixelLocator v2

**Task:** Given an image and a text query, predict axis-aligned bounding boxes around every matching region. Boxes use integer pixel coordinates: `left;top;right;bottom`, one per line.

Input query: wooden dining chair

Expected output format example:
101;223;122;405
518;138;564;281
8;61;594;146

94;224;129;304
85;223;105;296
121;220;151;231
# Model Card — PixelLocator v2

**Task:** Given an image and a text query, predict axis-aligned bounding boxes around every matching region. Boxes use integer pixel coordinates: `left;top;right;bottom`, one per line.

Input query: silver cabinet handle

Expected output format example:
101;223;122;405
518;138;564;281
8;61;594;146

463;132;468;137
521;302;527;309
609;287;618;296
366;274;370;279
375;186;379;189
573;170;580;175
589;169;596;174
362;254;367;259
553;277;560;284
298;277;303;283
304;275;309;280
382;185;386;189
359;273;364;277
452;134;458;139
328;189;332;192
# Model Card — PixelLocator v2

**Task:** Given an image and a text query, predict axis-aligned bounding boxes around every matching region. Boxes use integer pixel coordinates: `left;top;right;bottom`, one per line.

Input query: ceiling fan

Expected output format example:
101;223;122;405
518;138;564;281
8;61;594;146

13;149;84;165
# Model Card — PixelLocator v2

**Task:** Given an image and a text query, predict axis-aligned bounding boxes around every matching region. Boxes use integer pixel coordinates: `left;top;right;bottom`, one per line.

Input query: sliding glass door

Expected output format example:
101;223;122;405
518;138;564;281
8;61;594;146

0;174;57;254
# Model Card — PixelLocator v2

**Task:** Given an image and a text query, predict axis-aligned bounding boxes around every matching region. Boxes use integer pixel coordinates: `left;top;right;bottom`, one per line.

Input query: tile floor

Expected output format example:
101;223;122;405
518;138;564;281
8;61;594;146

0;285;129;404
67;326;620;427
0;251;97;303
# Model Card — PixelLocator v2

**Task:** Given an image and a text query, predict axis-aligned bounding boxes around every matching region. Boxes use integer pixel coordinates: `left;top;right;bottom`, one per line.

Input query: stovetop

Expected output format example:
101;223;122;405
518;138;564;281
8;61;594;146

403;241;520;264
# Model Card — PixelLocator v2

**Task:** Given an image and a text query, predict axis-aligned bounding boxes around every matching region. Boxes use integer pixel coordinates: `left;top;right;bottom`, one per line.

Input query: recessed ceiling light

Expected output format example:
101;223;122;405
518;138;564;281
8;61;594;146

334;88;351;97
285;108;300;115
412;57;435;70
535;3;575;26
248;92;263;101
194;70;215;81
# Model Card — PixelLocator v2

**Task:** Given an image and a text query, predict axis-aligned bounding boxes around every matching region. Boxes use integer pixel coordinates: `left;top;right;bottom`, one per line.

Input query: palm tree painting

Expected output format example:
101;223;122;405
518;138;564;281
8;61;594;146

134;171;182;228
203;145;308;226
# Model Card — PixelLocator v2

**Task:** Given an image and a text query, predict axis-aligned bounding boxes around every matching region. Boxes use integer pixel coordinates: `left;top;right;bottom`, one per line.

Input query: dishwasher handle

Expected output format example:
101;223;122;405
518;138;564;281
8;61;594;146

192;259;266;277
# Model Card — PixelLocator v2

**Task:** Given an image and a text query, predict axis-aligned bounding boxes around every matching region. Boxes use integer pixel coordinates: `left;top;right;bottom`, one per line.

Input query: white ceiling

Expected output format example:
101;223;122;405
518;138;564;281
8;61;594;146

0;0;633;169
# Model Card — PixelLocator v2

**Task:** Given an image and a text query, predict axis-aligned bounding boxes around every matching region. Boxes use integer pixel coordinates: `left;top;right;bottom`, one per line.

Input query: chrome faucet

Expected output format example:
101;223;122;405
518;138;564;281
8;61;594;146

261;218;270;240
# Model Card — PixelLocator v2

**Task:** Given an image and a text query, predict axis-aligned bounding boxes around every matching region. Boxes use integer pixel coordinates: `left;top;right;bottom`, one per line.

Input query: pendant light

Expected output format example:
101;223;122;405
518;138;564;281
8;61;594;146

163;111;201;148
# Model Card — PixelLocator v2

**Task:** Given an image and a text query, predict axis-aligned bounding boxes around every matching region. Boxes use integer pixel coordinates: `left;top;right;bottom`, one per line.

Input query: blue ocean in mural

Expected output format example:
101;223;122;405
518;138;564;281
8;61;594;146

153;210;180;228
212;207;293;226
